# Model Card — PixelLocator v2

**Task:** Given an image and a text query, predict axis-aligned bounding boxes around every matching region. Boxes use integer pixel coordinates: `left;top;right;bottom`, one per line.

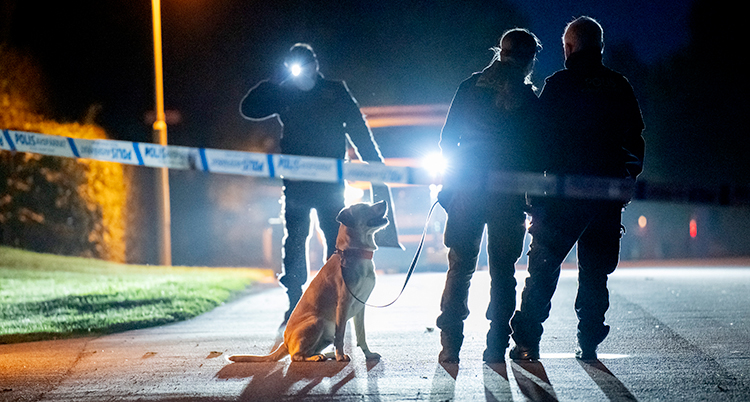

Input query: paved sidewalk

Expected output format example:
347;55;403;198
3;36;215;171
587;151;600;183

2;267;750;401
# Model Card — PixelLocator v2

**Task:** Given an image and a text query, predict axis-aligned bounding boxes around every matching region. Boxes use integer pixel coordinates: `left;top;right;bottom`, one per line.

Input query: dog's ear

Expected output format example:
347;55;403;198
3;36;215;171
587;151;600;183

373;200;387;215
336;207;355;227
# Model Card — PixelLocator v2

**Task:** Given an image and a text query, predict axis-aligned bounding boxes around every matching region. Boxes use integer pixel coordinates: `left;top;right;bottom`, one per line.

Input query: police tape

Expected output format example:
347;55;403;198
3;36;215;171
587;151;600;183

0;128;421;185
6;128;744;205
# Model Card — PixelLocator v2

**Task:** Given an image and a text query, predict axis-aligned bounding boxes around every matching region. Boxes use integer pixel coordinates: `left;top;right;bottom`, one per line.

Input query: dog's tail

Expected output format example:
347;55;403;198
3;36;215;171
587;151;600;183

227;343;289;363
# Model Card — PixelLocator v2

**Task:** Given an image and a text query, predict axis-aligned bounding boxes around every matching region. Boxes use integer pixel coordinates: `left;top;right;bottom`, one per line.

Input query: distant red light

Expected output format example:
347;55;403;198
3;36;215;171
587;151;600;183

689;219;697;238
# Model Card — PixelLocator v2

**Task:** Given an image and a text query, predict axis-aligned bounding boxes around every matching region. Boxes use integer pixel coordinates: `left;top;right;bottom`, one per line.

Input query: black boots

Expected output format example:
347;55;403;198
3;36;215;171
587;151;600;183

575;324;610;361
483;322;510;363
508;325;610;361
508;343;541;361
438;329;463;364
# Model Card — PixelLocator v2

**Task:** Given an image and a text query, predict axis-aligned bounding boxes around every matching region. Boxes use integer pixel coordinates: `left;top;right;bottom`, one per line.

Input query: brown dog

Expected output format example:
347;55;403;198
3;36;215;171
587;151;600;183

228;201;389;362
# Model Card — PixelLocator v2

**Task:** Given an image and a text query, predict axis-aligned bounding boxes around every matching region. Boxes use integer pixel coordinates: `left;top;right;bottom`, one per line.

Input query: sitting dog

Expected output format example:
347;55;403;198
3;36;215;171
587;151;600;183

228;201;389;362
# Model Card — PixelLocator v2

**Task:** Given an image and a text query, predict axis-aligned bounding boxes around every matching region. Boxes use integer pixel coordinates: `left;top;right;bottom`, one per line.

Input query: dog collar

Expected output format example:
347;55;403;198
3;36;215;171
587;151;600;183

335;248;374;260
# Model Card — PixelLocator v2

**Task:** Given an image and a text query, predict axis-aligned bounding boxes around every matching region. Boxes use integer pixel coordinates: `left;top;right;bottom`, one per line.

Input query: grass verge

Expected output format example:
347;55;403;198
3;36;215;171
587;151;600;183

0;246;273;344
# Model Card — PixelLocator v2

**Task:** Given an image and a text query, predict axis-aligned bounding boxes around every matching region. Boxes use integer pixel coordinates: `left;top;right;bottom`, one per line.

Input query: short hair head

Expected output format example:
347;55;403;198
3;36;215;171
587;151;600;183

284;43;319;72
563;16;604;57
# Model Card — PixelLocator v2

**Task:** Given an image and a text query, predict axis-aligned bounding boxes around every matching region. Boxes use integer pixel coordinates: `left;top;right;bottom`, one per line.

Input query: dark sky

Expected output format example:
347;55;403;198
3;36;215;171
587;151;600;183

4;0;695;150
505;0;692;80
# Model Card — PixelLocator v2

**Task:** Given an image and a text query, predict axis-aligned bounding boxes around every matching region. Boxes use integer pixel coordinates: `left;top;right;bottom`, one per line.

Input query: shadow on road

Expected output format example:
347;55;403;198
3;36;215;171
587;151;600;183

511;360;558;401
578;359;638;401
217;359;388;401
431;362;458;399
484;362;512;400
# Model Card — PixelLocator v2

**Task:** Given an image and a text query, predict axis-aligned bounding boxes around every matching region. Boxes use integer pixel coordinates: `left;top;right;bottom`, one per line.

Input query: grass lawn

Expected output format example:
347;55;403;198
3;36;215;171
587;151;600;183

0;246;273;344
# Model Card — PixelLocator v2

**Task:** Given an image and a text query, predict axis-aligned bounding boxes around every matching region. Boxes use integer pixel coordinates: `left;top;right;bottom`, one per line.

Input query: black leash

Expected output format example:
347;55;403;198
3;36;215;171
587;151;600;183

343;200;440;308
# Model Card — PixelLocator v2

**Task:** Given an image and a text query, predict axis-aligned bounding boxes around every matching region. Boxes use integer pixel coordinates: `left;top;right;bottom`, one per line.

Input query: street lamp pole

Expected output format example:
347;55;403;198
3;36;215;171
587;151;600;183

151;0;172;266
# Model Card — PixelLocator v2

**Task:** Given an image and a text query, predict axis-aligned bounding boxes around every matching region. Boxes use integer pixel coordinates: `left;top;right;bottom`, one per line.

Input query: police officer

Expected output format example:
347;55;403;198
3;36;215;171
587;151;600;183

240;43;384;324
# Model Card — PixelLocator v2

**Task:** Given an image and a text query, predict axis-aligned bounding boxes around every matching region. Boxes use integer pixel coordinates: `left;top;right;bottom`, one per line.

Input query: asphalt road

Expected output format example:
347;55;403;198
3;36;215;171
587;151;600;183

2;264;750;401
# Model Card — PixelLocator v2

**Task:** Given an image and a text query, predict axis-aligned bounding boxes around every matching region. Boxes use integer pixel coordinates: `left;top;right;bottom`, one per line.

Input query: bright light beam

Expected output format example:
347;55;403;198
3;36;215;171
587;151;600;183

423;153;447;176
290;63;302;77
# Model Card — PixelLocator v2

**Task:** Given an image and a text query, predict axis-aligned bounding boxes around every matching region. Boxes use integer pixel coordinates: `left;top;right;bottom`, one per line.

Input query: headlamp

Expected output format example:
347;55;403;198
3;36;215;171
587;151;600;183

289;63;303;77
285;58;316;79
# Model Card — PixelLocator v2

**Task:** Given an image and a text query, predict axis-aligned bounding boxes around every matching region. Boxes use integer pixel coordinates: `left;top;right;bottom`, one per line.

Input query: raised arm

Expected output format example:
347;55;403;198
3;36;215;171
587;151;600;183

239;80;284;121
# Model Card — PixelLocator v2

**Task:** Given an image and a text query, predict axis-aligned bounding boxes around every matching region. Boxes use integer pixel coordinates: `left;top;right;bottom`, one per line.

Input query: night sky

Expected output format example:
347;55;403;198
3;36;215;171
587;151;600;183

506;0;692;76
5;0;694;146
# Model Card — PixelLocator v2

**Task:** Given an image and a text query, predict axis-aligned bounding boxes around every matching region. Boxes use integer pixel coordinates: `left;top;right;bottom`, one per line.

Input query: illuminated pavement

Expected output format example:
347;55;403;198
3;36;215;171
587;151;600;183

2;265;750;401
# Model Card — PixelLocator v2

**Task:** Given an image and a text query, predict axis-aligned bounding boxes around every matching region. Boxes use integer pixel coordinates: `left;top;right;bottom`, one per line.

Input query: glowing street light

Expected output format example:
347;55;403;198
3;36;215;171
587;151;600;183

152;0;172;266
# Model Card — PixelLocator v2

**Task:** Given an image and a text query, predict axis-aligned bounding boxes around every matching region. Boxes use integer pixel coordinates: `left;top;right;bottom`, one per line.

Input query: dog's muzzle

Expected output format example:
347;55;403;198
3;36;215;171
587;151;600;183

367;201;389;228
367;216;389;228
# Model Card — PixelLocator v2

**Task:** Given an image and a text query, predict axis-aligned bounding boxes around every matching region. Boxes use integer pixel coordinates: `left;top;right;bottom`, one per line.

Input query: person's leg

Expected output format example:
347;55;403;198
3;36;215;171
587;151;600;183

436;193;485;363
483;197;527;362
510;200;586;360
575;203;622;359
313;183;346;260
279;188;312;324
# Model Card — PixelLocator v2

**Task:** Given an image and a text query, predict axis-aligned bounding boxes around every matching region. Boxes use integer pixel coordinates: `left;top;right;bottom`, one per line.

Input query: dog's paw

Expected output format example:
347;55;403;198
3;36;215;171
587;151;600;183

292;353;327;362
364;351;381;361
335;353;351;362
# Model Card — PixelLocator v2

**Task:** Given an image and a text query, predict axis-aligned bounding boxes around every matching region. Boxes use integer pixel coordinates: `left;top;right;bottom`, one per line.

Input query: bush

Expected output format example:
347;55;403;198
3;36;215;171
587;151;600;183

0;44;128;262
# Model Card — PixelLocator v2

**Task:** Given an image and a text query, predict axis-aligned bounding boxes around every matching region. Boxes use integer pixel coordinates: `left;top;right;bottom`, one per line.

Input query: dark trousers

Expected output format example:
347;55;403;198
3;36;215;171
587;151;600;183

511;198;622;347
278;181;345;300
437;192;527;350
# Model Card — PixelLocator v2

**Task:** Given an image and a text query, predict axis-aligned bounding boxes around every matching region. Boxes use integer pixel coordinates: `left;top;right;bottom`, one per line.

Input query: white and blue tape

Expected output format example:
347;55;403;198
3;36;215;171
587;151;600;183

1;129;636;201
0;129;417;185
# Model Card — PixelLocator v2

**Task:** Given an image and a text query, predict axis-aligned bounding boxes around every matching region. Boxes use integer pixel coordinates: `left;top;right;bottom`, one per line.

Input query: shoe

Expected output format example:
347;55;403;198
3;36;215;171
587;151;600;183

509;344;540;361
484;324;509;363
575;345;598;361
575;325;609;361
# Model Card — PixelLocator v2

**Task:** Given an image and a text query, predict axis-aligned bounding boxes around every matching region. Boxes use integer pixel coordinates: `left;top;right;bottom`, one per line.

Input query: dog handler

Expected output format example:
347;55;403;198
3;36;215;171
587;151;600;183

240;43;385;325
436;29;543;363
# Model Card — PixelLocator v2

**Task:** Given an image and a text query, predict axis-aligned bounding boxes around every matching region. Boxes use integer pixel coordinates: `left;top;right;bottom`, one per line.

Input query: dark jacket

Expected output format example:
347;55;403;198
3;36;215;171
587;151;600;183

240;77;383;162
439;66;542;179
539;50;645;179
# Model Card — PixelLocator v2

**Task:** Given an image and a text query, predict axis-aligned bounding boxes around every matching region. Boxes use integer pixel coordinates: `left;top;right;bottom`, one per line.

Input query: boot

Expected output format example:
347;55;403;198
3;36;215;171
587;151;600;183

575;324;610;361
509;343;540;361
438;329;463;364
483;322;510;363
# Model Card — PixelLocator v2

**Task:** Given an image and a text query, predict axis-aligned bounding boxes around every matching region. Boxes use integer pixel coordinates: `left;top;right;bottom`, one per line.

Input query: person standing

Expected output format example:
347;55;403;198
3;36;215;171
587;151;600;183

240;43;385;325
436;28;543;364
509;16;645;361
